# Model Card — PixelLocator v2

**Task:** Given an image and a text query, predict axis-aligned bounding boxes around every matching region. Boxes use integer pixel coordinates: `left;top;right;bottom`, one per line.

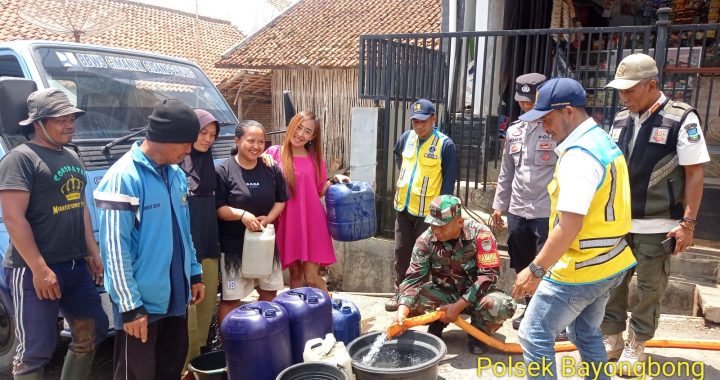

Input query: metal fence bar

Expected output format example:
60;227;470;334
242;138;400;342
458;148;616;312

359;18;720;237
471;35;484;189
655;8;671;83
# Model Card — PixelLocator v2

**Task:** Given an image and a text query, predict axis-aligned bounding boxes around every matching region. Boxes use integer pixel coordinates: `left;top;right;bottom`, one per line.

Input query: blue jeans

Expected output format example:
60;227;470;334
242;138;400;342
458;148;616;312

518;271;626;380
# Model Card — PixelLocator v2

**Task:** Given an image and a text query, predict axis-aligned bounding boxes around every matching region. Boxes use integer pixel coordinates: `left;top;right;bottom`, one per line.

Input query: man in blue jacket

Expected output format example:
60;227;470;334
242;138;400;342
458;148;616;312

94;99;204;380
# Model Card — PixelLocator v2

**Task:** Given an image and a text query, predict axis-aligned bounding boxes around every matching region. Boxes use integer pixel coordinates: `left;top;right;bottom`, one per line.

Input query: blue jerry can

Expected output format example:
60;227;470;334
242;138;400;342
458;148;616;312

325;181;376;241
272;287;332;364
221;301;292;380
331;298;361;346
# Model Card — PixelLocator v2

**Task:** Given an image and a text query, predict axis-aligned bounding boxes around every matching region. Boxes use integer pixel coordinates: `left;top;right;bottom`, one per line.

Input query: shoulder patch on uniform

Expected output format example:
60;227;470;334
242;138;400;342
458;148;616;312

476;232;500;269
685;123;702;143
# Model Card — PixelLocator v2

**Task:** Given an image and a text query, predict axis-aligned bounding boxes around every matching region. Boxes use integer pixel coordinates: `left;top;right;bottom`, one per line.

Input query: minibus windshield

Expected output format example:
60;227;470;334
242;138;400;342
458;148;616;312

33;47;236;140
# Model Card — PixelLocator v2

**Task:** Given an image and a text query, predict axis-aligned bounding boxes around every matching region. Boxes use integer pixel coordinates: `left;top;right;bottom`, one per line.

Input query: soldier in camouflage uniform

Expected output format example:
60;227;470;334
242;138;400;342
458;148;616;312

394;195;516;355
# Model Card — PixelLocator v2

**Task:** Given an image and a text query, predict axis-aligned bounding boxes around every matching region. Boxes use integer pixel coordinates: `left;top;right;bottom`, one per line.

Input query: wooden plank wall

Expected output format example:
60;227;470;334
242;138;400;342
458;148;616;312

270;68;375;171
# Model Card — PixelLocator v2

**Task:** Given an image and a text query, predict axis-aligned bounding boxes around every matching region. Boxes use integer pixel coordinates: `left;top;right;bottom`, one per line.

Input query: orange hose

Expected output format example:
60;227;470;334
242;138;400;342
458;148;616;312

645;339;720;350
387;311;444;339
388;310;720;352
453;317;577;353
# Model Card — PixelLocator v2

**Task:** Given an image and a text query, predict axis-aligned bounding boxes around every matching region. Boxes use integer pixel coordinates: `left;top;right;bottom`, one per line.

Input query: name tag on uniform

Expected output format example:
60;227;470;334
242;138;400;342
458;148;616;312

649;127;670;145
536;141;555;150
610;128;622;142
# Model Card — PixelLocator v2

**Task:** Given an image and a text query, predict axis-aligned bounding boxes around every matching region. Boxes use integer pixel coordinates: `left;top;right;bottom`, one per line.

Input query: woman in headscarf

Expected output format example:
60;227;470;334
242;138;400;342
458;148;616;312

180;109;221;369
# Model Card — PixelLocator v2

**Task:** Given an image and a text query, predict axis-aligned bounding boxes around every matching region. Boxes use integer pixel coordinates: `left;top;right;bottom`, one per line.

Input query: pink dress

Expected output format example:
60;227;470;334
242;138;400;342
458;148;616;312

266;145;336;269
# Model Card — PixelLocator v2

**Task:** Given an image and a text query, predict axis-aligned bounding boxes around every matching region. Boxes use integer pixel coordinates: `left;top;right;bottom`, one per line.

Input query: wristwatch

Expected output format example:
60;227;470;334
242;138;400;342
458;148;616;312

528;262;546;278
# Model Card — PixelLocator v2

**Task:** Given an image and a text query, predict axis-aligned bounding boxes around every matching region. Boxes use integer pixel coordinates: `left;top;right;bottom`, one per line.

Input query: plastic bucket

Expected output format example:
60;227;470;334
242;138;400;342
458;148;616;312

346;331;446;380
276;362;350;380
188;350;228;380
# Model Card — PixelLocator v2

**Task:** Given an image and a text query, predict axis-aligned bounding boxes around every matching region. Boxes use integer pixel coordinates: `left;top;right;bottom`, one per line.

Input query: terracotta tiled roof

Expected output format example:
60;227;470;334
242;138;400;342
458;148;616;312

0;0;245;84
216;0;441;69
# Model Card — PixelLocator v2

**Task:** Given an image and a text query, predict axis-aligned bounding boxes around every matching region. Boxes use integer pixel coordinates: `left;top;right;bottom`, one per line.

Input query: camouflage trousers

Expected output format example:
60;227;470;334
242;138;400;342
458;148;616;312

407;283;516;333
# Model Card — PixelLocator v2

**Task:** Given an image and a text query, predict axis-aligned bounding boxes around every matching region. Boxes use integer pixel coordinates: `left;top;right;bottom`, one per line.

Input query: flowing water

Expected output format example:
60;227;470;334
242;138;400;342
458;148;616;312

367;346;434;368
358;332;434;368
360;332;387;365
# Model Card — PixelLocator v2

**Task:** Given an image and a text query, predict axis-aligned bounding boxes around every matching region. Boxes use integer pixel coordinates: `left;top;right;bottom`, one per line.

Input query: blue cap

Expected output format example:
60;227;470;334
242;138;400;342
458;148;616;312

518;78;587;122
410;98;436;121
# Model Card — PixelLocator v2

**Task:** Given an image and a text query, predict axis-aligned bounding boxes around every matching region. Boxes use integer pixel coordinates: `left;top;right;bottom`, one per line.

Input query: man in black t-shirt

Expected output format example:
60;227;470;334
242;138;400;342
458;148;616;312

0;89;108;378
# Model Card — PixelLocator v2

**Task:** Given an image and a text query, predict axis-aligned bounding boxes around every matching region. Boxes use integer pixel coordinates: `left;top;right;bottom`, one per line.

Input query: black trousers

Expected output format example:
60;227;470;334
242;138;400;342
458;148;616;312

113;315;188;380
394;211;430;289
506;213;549;273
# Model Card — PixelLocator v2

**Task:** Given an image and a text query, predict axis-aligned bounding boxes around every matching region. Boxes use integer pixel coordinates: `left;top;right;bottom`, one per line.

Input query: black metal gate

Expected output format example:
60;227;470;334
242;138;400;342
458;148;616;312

359;8;720;238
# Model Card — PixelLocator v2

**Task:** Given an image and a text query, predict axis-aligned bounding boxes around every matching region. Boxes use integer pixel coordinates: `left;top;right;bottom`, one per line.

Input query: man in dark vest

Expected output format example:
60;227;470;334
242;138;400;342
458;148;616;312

602;53;709;375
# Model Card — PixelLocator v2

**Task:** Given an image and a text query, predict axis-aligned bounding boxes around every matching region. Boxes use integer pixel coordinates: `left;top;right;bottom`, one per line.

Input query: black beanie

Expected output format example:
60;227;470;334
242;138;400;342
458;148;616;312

146;99;200;143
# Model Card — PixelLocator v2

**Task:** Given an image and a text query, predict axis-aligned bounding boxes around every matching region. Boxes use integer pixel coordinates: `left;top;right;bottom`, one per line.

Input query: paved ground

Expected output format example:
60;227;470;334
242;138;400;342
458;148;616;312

6;291;720;379
341;292;720;380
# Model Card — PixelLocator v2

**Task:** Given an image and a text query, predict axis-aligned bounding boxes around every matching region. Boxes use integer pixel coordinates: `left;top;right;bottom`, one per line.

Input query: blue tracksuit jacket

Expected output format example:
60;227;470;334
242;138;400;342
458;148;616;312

94;142;202;322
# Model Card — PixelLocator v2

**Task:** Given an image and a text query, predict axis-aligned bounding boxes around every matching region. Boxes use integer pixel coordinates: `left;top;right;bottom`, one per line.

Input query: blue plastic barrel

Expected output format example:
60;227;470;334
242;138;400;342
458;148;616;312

325;181;376;241
221;301;292;380
331;298;361;346
272;287;332;363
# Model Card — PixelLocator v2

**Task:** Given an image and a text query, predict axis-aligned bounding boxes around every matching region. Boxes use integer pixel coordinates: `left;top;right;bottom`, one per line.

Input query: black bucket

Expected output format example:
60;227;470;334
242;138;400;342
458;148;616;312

346;330;447;380
276;362;351;380
188;350;228;380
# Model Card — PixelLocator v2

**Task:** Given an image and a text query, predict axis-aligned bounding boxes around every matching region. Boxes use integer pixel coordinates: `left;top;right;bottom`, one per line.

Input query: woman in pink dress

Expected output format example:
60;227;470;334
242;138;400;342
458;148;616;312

266;111;349;293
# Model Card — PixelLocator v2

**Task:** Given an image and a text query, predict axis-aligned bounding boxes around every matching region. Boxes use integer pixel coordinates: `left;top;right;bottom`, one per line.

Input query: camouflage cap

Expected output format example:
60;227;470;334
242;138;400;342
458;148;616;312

424;195;462;226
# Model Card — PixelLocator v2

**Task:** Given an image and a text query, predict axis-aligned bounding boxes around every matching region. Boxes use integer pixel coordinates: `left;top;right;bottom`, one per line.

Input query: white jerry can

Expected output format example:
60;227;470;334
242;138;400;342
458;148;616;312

303;333;354;380
241;224;275;278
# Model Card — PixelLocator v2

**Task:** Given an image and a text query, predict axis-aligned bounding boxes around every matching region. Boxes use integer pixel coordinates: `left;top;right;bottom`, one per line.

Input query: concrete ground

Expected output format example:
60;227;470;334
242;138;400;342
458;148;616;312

337;292;720;380
14;290;719;379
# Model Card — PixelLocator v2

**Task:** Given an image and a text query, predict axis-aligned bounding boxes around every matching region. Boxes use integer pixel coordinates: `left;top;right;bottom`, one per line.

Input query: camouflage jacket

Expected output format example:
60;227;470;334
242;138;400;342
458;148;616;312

398;219;501;307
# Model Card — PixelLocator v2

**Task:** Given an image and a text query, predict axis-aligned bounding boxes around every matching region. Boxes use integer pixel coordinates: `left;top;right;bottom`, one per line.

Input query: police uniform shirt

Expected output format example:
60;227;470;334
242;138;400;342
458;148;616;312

610;92;710;234
492;119;556;219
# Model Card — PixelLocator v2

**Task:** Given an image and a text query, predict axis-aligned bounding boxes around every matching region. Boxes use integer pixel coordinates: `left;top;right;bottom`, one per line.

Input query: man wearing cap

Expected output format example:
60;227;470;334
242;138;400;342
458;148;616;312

393;195;516;355
512;78;635;380
601;53;709;371
0;88;108;379
491;73;559;332
94;98;205;379
386;98;458;312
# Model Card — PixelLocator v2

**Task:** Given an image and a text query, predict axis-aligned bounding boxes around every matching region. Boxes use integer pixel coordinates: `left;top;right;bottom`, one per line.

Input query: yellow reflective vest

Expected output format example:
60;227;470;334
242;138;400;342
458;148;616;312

394;130;448;217
546;126;637;284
